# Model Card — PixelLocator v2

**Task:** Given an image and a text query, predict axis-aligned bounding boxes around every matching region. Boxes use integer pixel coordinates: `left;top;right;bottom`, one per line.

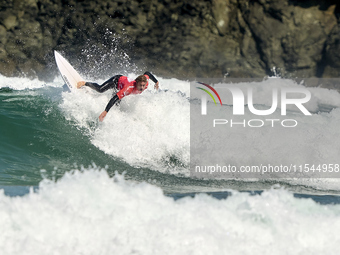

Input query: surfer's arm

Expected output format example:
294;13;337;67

105;94;120;113
99;111;107;122
144;71;159;90
144;72;158;83
98;94;120;122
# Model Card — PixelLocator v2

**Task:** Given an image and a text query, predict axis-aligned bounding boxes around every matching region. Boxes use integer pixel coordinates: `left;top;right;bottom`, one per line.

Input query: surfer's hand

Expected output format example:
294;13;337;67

154;82;159;90
99;111;107;122
77;81;86;88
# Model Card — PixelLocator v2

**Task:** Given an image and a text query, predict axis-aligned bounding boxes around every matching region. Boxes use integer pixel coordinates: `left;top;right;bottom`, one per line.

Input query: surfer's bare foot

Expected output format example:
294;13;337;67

77;81;86;88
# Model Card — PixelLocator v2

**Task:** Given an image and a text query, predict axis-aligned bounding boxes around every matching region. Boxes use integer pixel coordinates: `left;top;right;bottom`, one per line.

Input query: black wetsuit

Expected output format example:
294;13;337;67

85;72;158;112
85;75;122;93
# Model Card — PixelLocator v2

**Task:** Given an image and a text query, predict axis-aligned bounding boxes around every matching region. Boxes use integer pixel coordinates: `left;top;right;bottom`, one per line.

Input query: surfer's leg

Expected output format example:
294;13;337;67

85;75;122;93
84;82;104;92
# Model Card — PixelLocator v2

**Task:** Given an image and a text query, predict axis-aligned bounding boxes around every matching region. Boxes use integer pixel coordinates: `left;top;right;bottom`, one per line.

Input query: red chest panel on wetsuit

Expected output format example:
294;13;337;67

116;75;149;99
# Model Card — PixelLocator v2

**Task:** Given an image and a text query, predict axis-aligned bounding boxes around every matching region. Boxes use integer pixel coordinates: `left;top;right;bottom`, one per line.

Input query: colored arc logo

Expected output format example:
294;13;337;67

196;82;223;105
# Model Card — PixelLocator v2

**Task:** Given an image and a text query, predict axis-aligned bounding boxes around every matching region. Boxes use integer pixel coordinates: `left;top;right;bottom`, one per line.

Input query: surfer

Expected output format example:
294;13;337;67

77;72;159;121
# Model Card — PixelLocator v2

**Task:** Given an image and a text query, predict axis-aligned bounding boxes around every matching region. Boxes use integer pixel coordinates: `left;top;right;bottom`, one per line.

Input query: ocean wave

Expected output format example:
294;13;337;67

0;168;339;255
2;74;340;192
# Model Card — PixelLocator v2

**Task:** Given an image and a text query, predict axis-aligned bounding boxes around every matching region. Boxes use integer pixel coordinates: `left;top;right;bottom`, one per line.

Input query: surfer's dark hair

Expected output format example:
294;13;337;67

135;75;147;83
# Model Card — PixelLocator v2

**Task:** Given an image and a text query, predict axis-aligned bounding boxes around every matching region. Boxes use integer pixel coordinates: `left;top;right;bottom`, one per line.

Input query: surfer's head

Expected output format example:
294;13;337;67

135;75;147;92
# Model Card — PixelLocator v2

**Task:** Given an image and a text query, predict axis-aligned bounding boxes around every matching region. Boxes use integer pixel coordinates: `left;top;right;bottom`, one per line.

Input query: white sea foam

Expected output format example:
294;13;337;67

0;168;339;255
0;74;62;90
59;74;191;174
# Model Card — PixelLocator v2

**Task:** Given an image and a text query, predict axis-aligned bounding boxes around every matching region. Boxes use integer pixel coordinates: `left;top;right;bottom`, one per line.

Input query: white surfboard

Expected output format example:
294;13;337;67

54;50;83;91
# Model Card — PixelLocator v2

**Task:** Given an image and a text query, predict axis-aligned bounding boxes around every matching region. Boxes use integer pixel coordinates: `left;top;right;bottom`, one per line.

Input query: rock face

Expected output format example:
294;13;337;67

0;0;339;80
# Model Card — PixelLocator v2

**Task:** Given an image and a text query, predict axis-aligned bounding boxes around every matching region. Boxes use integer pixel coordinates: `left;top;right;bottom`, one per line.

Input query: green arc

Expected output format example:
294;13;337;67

196;87;217;105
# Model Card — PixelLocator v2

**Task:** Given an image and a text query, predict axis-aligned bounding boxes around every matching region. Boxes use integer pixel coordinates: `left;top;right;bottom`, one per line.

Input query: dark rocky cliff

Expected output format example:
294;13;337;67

0;0;339;80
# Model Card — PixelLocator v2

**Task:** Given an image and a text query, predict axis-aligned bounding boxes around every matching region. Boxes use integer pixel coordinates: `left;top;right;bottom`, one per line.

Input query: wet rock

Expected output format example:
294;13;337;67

238;0;338;77
0;0;339;81
323;22;340;77
2;15;18;30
